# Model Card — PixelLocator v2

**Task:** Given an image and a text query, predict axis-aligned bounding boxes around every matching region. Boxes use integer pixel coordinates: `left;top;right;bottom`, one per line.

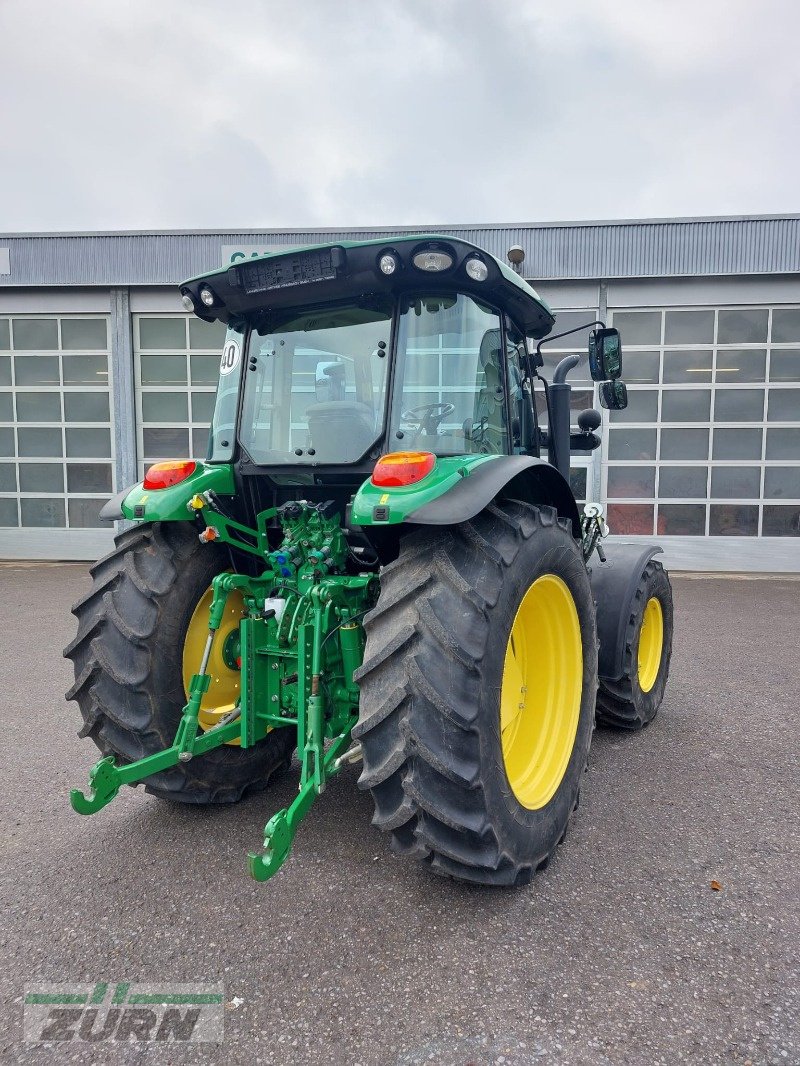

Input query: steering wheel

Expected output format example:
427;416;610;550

401;402;455;436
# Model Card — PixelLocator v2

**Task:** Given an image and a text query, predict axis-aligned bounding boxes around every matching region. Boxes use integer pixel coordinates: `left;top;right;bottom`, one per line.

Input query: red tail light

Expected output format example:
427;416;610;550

143;460;197;490
371;451;436;488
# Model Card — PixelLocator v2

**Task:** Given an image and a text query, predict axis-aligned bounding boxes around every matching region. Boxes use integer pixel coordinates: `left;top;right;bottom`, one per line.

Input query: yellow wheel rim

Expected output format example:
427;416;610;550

500;574;583;810
637;596;664;693
182;584;245;745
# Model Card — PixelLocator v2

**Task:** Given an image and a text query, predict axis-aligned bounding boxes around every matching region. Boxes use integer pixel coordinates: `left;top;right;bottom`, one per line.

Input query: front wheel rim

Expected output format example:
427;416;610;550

500;574;583;810
637;596;664;693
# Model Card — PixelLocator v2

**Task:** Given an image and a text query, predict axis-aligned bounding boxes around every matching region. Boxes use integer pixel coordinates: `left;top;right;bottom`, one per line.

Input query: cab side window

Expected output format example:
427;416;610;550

504;318;536;454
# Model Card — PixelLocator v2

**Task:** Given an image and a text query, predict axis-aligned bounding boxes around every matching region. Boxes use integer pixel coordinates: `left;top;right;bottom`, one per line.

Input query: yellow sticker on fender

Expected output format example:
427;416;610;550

379;493;390;504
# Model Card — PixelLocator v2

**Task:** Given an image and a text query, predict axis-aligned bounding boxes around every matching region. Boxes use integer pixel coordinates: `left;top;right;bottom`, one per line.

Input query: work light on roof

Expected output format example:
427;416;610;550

465;257;488;282
181;293;196;312
199;287;216;307
412;249;453;272
379;253;397;275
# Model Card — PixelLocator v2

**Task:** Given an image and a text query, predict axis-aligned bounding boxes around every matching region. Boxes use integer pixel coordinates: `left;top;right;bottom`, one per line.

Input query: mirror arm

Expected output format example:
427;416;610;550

536;320;605;365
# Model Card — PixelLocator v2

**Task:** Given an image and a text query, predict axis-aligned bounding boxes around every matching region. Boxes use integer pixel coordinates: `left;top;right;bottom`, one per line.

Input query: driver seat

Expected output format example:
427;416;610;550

305;401;376;462
465;329;505;450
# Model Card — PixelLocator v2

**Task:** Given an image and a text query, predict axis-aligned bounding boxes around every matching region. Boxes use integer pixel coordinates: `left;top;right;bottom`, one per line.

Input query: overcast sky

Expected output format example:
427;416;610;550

1;0;797;232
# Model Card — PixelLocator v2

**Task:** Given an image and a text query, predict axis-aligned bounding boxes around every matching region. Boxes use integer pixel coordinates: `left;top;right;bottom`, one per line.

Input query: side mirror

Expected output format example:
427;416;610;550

589;328;622;381
599;380;628;410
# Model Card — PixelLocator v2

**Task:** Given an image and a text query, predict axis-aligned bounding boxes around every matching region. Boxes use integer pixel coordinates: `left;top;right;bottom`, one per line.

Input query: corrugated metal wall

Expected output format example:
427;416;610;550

1;216;799;287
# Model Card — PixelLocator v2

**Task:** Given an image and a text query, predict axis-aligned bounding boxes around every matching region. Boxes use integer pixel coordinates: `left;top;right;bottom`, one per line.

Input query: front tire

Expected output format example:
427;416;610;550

595;559;673;730
64;522;294;803
353;501;598;886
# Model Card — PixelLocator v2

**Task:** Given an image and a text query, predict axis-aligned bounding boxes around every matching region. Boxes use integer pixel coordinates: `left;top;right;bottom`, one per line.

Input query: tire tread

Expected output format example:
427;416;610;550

354;502;592;886
65;521;294;804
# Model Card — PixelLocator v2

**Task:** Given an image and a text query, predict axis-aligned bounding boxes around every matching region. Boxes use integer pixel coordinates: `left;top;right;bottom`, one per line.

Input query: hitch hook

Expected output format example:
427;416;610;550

70;757;121;815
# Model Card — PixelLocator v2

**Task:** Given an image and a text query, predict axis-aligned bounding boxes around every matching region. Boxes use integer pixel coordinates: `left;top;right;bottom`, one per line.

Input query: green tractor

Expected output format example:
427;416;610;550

66;235;672;886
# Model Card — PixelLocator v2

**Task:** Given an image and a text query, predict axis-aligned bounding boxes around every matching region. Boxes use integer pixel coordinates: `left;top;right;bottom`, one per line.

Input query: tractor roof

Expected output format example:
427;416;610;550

182;234;555;338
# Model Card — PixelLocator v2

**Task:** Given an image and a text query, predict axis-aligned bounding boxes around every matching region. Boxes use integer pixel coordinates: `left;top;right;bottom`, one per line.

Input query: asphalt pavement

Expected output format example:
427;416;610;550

0;564;797;1065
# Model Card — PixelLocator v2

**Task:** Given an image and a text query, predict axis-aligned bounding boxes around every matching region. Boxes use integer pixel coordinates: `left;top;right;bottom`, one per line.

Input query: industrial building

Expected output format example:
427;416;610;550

0;215;798;570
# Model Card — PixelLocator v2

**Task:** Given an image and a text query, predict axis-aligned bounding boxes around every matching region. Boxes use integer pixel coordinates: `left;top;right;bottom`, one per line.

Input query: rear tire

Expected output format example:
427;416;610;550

595;559;673;730
353;501;598;886
64;522;294;803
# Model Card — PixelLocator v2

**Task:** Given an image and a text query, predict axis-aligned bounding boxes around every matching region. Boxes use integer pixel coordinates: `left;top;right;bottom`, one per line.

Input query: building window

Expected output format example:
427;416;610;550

605;305;800;537
0;315;113;528
133;315;226;478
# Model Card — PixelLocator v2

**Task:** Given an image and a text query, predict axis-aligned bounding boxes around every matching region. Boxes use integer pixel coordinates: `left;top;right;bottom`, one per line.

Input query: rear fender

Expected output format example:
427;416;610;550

351;455;581;537
410;455;581;536
100;463;236;523
591;542;663;680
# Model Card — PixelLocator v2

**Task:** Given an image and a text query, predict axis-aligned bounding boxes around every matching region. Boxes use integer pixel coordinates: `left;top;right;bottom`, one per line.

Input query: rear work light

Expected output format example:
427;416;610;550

371;451;436;488
143;460;197;490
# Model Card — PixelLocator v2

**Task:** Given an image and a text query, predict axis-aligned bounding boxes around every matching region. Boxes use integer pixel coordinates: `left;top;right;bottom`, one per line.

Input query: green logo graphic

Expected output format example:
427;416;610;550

23;983;224;1043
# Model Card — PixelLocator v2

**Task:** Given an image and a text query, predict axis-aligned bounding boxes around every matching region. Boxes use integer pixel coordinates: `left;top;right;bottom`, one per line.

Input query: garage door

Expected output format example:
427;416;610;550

133;314;226;478
605;305;800;542
0;313;114;553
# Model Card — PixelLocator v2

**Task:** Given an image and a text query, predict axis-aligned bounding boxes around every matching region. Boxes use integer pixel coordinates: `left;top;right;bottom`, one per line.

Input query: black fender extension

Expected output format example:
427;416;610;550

99;486;135;522
407;456;582;537
590;542;663;681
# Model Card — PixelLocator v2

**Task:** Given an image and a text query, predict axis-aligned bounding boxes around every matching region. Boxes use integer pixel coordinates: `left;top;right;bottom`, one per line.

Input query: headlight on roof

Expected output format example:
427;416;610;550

465;257;488;282
378;253;398;275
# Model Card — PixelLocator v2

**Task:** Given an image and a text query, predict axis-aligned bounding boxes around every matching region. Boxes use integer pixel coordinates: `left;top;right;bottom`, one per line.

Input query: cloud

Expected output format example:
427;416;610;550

0;0;797;230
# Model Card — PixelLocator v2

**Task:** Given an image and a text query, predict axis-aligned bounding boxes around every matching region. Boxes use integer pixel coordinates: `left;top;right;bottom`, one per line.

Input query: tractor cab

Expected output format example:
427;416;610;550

193;237;557;478
169;235;626;531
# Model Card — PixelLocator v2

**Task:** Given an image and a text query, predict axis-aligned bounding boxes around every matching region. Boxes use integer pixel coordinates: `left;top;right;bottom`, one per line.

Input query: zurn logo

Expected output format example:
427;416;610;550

23;982;224;1043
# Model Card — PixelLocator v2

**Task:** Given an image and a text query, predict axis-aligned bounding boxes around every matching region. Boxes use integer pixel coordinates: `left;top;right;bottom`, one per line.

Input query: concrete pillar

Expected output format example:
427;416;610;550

109;287;136;491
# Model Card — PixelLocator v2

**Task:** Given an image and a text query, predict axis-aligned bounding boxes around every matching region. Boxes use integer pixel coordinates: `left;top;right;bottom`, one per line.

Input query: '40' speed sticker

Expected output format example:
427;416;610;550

220;338;241;376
